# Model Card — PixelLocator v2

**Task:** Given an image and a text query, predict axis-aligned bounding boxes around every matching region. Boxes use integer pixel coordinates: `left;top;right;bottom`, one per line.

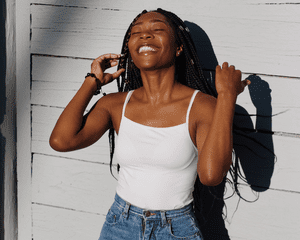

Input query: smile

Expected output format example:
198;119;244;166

139;46;156;53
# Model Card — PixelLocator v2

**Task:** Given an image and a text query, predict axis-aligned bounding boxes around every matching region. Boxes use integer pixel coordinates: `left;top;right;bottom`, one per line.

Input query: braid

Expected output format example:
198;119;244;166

110;8;220;184
108;8;271;229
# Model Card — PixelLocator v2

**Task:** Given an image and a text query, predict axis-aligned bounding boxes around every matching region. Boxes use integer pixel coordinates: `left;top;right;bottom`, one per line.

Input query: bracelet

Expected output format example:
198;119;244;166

85;73;104;95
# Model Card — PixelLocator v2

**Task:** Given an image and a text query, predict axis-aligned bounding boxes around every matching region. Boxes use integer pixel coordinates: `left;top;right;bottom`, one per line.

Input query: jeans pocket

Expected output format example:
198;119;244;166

168;213;201;239
105;203;123;226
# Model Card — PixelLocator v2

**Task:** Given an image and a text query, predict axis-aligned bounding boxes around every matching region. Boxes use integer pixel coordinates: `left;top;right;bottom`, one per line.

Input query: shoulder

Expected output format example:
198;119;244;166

94;91;129;114
191;91;217;124
98;91;128;104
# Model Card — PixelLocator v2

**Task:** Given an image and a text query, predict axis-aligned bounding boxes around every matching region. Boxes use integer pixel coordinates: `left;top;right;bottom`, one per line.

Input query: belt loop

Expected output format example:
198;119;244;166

161;211;167;227
122;202;130;220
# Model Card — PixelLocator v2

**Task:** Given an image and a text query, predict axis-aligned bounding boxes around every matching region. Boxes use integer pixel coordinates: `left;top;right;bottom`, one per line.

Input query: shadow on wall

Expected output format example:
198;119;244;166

0;1;6;239
185;21;275;240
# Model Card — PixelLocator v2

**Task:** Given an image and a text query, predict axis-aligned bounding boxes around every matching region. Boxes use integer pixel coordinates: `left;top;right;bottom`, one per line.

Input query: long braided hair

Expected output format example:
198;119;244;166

108;8;245;228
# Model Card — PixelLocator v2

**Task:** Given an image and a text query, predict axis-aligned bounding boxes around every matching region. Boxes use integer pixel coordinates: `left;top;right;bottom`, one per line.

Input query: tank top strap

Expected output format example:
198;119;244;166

186;90;200;124
122;90;135;117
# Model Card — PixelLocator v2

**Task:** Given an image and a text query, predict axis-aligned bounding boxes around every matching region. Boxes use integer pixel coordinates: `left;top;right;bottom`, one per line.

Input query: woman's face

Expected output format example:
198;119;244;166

128;12;180;71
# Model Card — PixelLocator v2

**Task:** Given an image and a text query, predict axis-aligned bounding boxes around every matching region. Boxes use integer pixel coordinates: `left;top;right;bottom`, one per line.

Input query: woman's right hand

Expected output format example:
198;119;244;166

90;53;125;88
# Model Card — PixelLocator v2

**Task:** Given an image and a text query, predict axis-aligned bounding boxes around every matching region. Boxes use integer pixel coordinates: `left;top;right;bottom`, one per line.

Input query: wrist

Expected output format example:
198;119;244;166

85;73;103;95
83;76;98;94
217;92;237;103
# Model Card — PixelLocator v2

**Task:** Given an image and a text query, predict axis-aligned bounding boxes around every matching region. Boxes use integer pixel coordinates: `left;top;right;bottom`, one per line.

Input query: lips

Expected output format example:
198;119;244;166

139;45;156;53
137;44;158;54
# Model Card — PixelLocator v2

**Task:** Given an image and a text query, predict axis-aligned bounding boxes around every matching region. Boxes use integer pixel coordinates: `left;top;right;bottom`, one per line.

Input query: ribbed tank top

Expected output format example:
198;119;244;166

114;89;199;210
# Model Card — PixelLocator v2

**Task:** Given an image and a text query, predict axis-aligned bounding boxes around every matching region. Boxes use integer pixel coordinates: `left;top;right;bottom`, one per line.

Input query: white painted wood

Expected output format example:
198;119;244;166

31;106;111;164
32;139;111;164
224;185;300;240
31;0;144;10
31;81;117;108
32;203;105;240
237;73;300;135
31;119;300;191
270;135;300;192
30;3;300;76
3;0;17;239
31;0;300;14
31;56;300;134
32;154;118;214
26;1;300;240
16;0;32;239
31;56;92;83
30;154;300;240
31;56;300;108
31;190;300;240
31;103;300;193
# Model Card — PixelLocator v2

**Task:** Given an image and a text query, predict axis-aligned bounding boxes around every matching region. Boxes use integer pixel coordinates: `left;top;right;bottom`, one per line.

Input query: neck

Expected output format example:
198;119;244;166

139;66;178;105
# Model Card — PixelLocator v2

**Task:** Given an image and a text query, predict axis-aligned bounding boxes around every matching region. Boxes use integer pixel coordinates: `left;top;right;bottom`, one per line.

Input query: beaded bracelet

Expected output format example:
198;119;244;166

85;73;106;96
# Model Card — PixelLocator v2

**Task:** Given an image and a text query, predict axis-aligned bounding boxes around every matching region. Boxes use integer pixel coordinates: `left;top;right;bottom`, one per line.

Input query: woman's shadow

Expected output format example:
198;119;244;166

185;21;275;240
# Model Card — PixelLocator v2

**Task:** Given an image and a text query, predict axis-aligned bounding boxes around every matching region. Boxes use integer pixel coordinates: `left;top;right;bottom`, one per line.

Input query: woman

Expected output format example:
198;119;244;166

50;8;250;240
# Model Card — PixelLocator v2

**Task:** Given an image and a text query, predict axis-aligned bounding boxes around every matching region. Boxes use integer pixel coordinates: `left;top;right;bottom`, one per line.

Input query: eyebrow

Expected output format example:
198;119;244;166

132;19;168;27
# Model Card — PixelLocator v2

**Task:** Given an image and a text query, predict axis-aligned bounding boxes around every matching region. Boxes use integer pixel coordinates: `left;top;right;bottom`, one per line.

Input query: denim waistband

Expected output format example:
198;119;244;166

113;193;194;220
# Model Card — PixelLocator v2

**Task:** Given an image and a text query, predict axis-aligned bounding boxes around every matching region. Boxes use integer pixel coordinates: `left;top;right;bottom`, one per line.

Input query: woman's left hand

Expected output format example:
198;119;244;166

215;62;251;97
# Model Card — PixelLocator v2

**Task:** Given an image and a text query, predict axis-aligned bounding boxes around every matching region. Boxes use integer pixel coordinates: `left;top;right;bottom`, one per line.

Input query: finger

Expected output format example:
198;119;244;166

238;79;251;95
242;79;251;87
95;53;122;62
110;60;119;67
229;65;235;70
111;68;126;79
103;69;125;84
222;62;229;68
103;59;118;67
104;68;125;83
215;65;221;73
102;58;121;71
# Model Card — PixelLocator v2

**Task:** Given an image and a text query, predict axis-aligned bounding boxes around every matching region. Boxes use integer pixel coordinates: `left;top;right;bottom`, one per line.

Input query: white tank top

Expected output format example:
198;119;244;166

114;90;199;210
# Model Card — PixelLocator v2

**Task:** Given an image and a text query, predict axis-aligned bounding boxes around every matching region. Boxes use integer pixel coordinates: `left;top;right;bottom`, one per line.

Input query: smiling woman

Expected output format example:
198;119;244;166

129;13;180;71
49;8;250;240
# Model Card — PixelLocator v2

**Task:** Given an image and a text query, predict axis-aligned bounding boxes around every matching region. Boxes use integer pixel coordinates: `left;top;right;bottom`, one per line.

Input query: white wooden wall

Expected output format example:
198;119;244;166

17;0;300;239
2;1;17;240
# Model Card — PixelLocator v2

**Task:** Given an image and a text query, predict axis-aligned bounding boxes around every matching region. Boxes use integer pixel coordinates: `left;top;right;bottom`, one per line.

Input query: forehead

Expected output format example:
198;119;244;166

133;12;172;27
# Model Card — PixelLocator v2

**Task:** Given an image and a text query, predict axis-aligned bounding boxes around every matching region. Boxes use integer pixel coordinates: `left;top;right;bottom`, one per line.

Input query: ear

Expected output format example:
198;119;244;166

176;45;183;57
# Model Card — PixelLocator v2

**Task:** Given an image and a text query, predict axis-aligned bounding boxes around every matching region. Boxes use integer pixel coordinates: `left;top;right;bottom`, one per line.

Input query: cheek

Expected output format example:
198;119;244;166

127;37;136;55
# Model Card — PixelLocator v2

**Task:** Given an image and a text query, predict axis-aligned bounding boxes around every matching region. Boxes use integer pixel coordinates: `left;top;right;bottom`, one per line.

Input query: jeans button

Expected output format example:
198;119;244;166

145;211;151;217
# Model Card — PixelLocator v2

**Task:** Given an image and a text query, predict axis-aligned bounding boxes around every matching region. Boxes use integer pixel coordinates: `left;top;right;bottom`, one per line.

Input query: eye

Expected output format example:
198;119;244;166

151;23;166;32
131;31;141;35
131;26;142;35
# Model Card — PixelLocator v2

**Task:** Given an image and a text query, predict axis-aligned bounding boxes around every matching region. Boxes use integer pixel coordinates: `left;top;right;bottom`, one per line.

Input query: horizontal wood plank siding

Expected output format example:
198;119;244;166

28;1;300;239
30;3;300;76
32;204;104;240
32;154;118;214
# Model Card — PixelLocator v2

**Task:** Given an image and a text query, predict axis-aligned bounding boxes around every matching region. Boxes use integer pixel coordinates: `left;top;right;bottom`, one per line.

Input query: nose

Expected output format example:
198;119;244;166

140;30;153;40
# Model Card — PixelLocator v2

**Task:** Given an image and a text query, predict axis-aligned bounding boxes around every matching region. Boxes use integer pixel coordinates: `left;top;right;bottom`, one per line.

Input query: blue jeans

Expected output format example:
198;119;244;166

99;193;203;240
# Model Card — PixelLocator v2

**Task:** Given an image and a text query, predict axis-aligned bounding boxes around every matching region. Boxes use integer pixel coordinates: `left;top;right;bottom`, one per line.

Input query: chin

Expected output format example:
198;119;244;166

136;61;175;72
134;61;158;71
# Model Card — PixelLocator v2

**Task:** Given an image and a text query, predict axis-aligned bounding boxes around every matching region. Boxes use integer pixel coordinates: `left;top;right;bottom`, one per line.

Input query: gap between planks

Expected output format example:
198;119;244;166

30;3;120;11
237;182;300;195
254;2;300;5
32;202;106;215
31;54;300;80
32;152;118;166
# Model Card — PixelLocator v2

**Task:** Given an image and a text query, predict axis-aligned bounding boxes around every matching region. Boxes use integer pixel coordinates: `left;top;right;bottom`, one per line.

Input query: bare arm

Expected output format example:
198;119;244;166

49;53;125;152
196;62;250;186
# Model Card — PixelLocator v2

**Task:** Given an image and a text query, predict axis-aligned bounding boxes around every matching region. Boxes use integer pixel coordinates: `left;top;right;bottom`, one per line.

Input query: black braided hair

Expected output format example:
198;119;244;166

109;8;223;224
115;8;216;95
108;8;274;228
107;8;224;228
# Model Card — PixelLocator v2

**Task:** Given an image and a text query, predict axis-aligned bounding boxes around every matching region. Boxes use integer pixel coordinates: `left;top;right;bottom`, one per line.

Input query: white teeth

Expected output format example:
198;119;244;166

139;46;155;53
